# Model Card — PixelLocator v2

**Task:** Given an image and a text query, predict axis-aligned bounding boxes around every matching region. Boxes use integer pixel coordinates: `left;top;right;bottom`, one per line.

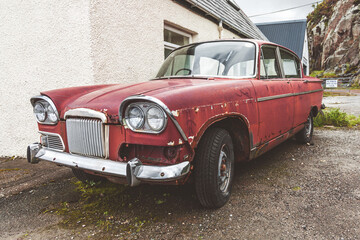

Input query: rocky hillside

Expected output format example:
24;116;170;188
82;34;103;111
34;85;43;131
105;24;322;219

307;0;360;75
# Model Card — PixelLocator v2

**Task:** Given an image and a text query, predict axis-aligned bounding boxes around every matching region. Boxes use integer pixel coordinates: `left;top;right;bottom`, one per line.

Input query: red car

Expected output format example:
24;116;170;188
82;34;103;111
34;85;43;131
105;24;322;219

28;40;323;208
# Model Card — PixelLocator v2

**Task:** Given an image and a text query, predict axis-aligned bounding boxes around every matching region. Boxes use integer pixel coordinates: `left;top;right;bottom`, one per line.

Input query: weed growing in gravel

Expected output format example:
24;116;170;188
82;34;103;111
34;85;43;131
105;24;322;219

314;108;360;128
45;180;177;237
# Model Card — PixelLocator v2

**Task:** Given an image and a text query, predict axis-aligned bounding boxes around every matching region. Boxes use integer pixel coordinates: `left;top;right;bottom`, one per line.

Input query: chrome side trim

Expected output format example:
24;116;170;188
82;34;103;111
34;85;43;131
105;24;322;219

294;89;323;96
64;108;107;123
119;95;188;142
27;144;190;182
257;93;293;102
38;131;65;152
30;95;60;125
257;89;323;102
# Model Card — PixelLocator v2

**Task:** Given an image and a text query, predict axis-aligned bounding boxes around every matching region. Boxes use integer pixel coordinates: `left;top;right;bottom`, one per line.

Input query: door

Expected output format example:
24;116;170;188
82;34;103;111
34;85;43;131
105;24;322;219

252;45;294;145
278;48;310;127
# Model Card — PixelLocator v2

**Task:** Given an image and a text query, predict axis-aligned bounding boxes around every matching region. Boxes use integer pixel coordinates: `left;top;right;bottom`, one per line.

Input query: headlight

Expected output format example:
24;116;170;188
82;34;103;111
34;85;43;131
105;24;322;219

34;102;46;122
46;105;58;122
30;95;59;125
124;102;167;133
146;106;166;131
126;105;145;130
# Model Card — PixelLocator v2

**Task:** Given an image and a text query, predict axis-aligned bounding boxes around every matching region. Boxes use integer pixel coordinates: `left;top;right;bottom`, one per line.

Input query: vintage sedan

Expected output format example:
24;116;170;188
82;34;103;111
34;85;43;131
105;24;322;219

28;40;323;208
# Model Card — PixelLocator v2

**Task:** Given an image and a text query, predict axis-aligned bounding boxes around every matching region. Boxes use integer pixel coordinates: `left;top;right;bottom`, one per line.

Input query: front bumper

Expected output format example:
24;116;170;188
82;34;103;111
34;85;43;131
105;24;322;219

27;143;190;186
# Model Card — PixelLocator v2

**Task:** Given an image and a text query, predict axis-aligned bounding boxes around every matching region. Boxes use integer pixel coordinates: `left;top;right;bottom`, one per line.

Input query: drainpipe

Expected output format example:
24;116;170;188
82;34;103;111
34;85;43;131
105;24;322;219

218;19;223;39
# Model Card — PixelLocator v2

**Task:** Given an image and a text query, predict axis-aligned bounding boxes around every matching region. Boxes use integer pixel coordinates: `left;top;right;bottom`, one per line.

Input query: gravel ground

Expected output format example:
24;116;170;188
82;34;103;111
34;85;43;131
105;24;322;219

1;129;359;239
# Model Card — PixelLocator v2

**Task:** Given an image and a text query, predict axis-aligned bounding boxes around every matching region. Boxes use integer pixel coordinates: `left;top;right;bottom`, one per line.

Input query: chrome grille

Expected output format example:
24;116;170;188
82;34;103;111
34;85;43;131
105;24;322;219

66;118;105;158
47;135;64;150
40;132;64;151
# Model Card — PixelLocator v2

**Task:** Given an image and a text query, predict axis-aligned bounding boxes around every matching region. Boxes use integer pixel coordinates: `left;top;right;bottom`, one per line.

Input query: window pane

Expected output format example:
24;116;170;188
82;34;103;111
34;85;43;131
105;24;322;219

164;48;172;59
228;60;254;77
260;47;280;79
199;57;225;75
157;41;256;78
280;50;301;78
164;29;189;46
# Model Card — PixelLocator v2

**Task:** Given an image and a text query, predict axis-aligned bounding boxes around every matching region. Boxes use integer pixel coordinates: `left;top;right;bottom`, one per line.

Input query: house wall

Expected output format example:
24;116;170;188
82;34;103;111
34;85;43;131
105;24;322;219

0;0;242;157
302;31;310;75
0;0;93;157
89;0;241;84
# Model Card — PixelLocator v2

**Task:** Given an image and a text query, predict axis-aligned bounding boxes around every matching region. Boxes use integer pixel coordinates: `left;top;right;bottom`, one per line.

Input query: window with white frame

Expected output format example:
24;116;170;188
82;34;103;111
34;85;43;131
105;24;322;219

164;25;192;59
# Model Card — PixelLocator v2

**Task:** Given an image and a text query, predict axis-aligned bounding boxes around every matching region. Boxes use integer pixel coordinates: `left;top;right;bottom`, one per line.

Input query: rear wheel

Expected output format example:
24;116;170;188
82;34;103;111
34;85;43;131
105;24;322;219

296;111;314;144
195;128;234;208
72;168;106;183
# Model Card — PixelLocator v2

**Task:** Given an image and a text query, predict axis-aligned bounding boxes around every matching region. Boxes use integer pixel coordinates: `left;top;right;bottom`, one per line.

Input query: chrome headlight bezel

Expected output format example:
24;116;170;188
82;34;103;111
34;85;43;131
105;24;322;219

124;102;167;134
125;104;145;130
30;95;59;125
34;102;47;122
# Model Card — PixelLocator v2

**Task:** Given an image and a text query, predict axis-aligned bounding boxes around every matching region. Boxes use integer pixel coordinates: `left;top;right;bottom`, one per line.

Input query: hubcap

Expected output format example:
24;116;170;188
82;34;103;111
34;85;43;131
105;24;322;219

305;115;313;138
218;144;231;192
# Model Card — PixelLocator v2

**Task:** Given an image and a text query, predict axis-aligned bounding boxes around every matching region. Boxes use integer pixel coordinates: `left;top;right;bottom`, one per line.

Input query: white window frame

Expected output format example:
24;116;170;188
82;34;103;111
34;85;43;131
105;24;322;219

164;25;192;52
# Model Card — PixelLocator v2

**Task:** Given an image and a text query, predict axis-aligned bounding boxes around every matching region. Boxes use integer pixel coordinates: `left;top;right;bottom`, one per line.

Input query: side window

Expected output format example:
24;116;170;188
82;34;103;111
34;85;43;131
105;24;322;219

260;47;281;79
280;49;301;78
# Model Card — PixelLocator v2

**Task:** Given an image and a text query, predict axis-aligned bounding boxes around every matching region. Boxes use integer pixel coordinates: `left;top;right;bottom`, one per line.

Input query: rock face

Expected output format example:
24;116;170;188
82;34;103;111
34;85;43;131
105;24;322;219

307;0;360;73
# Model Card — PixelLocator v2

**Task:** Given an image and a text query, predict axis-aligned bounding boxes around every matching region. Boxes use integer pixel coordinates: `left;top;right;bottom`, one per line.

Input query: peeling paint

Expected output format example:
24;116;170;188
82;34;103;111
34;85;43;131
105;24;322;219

167;141;175;146
178;139;183;144
194;107;199;113
171;110;180;117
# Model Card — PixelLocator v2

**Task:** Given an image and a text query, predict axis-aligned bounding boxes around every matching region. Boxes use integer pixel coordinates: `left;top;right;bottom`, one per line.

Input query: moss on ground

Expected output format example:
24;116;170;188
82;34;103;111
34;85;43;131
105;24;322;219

44;180;176;238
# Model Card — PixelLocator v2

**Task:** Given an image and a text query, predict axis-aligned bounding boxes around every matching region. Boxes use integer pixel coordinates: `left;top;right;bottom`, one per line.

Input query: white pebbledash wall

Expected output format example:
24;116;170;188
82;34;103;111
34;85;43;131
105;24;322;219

0;0;242;157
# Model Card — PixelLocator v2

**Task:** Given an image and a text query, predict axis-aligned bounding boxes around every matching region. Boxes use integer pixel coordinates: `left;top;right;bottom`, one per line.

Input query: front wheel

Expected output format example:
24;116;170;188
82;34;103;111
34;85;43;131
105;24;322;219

195;128;234;208
296;111;314;144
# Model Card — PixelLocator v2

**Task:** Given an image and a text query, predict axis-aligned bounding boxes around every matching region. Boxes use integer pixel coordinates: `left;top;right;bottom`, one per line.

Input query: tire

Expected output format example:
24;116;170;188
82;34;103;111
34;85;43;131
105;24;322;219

296;111;314;144
72;168;106;183
195;128;235;208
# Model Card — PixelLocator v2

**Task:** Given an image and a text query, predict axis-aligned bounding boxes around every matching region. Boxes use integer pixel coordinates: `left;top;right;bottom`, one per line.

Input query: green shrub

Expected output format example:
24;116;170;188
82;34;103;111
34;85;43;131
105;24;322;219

310;70;324;77
307;0;338;28
314;108;360;127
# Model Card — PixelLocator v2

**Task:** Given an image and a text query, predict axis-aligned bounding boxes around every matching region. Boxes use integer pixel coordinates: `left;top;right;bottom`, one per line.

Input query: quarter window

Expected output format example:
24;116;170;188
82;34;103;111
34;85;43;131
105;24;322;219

164;25;192;59
280;50;301;78
260;47;281;79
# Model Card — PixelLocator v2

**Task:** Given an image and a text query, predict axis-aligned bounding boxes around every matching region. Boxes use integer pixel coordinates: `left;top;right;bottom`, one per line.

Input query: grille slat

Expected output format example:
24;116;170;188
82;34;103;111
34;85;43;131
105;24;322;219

41;133;64;151
66;118;104;158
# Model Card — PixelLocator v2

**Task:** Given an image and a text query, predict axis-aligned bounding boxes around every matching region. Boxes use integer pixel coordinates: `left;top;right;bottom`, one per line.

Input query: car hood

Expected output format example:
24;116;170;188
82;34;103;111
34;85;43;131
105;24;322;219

42;78;215;121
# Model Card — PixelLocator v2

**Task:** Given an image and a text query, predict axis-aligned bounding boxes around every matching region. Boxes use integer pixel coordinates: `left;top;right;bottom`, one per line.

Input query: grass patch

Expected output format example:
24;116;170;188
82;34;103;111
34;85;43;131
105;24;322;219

314;108;360;128
0;168;21;172
323;91;353;97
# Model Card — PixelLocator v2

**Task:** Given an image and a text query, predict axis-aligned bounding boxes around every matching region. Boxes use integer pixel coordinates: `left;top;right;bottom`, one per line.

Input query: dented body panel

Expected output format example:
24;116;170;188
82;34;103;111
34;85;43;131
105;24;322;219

29;39;323;185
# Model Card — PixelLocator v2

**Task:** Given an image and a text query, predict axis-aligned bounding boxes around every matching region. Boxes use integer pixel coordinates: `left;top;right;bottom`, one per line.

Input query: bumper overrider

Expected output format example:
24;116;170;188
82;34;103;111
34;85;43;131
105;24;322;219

27;143;190;186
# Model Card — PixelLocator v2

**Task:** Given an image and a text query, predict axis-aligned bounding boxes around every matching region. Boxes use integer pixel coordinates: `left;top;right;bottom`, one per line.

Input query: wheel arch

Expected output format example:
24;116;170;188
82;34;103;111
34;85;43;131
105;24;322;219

311;105;319;117
193;114;251;162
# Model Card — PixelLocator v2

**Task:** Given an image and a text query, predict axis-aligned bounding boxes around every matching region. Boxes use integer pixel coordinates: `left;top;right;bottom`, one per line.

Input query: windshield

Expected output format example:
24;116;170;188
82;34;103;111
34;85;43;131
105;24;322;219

156;41;256;78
